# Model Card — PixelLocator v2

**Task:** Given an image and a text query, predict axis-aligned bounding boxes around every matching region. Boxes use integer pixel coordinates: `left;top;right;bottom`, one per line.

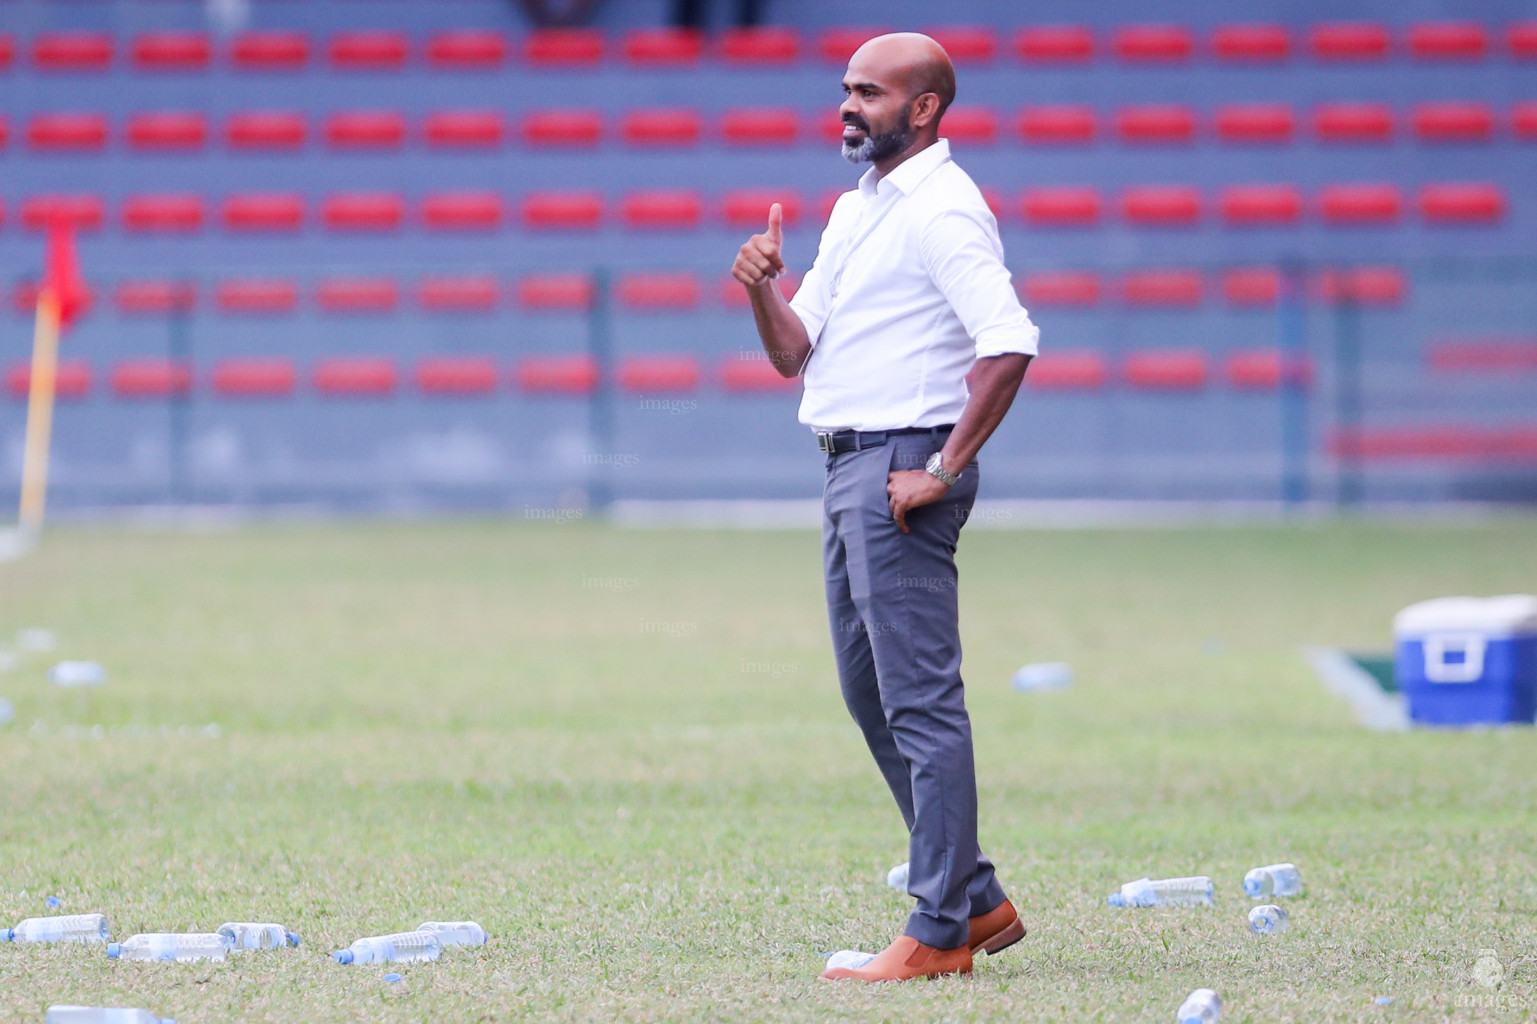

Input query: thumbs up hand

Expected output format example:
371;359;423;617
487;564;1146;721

732;202;787;288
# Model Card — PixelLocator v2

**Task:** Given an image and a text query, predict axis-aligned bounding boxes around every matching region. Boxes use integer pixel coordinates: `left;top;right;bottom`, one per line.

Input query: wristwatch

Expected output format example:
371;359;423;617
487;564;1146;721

925;452;960;487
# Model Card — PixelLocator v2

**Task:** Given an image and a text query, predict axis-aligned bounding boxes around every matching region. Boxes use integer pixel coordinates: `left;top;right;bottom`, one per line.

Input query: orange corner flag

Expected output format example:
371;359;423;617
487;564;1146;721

44;217;88;332
18;216;85;536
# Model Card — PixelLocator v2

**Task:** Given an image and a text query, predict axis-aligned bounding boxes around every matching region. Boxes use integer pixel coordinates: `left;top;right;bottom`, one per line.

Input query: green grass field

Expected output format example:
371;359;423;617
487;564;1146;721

1;519;1534;1023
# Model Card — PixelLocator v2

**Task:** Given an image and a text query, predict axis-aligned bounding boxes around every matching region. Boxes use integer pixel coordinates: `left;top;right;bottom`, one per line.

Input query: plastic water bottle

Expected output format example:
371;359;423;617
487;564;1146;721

885;862;909;890
1248;904;1289;935
107;933;230;962
48;661;107;687
417;921;486;948
1177;988;1221;1024
217;923;299;951
332;930;441;965
46;1007;173;1024
1243;863;1302;899
1107;877;1215;908
824;949;877;971
4;914;110;943
1011;662;1073;692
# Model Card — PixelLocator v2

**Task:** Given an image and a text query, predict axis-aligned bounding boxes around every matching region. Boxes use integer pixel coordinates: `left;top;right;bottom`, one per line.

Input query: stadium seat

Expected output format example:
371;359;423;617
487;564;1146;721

622;109;702;147
1310;22;1390;60
1319;183;1401;224
721;27;800;64
721;190;802;229
418;276;500;311
523;29;604;66
421;192;504;231
516;273;595;310
1225;349;1313;389
13;281;95;317
1512;23;1537;59
1515;102;1537;138
521;192;603;230
122;194;206;234
325;111;406;150
0;116;7;151
1021;187;1102;226
27;113;108;152
1210;24;1292;61
21;195;104;232
1221;267;1282;306
426;30;508;69
321;193;405;232
1121;186;1202;226
1122;350;1209;389
924;27;998;63
1116;105;1196;144
515;355;599;395
1314;103;1394;142
328;32;408;71
1017;106;1096;145
619;189;714;230
1331;426;1537;462
225;111;306;150
126;112;208;151
6;361;91;400
1214;104;1295;144
1419;182;1505;223
1314;266;1407;305
616;356;702;393
115;280;195;314
1219;185;1302;225
1113;25;1193;62
33;33;112;71
521;109;602;147
313;358;398;396
622;28;704;65
223;194;305;232
211;359;297;398
132;32;210;71
215;279;299;314
230;31;309;71
719;273;797;308
1408;22;1489;60
817;27;890;63
720;357;800;392
616;272;702;309
111;360;192;398
941;106;998;144
1121;270;1204;306
424;110;505;149
721;108;799;145
1022;351;1108;390
1020;271;1103;307
0;35;12;72
1428;339;1537;372
317;277;399;313
416;357;499;396
1014;25;1094;62
1413;103;1494;142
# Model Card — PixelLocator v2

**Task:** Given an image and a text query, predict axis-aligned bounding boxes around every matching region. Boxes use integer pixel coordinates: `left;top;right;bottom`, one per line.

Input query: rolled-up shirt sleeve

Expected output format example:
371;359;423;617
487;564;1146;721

919;207;1040;359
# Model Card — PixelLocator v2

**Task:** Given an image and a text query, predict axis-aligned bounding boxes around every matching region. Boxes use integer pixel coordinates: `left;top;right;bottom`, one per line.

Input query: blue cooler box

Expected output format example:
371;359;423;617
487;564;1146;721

1393;595;1537;726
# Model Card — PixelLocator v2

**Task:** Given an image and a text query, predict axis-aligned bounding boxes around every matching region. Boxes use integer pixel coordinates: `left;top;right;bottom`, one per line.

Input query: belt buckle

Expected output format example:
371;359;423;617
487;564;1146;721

817;432;836;455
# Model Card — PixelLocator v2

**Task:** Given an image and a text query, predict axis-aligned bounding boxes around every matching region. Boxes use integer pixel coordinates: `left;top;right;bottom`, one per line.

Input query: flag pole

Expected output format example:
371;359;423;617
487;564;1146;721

18;287;62;539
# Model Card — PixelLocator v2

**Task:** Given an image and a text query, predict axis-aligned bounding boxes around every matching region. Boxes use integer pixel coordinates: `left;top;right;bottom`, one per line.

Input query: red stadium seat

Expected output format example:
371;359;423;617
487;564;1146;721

616;272;702;309
225;111;306;150
6;361;91;400
817;27;889;63
27;113;108;152
1319;183;1402;224
516;274;595;310
230;32;309;70
328;31;408;70
13;280;95;317
1314;103;1394;143
1113;25;1193;62
122;194;205;233
1020;271;1103;307
1225;349;1313;390
1408;22;1489;60
617;356;702;393
1314;266;1407;305
1310;22;1390;60
1021;187;1102;226
1121;270;1204;306
325;111;405;150
924;27;997;63
0;35;13;72
317;277;399;313
211;359;297;398
521;192;603;230
941;106;998;144
222;194;304;232
720;357;800;392
418;276;500;312
721;27;800;64
523;29;604;66
1017;106;1096;145
1023;351;1108;390
515;355;599;395
1123;350;1209;389
313;358;398;397
1331;426;1537;462
115;280;195;314
216;279;298;314
21;195;105;232
0;117;7;152
1511;23;1537;59
1210;24;1291;61
622;28;703;65
1419;182;1505;223
426;30;508;69
132;32;210;71
1219;185;1302;225
722;190;802;229
416;357;499;396
424;110;505;149
321;193;404;232
421;192;504;231
33;33;112;71
112;361;192;398
1121;186;1202;226
721;108;799;145
1514;102;1537;138
1014;26;1094;62
126;112;208;151
1116;105;1196;144
622;109;702;147
1221;267;1281;306
1412;102;1494;142
1428;339;1537;372
521;109;602;147
1215;104;1294;144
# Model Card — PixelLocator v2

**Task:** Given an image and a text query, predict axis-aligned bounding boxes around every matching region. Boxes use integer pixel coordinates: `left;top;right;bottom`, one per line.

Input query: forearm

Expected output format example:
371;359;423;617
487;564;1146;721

747;281;813;378
939;353;1032;474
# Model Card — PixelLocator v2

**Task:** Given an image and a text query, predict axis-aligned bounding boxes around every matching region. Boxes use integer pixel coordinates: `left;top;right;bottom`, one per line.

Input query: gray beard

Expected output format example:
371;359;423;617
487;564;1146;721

841;122;915;165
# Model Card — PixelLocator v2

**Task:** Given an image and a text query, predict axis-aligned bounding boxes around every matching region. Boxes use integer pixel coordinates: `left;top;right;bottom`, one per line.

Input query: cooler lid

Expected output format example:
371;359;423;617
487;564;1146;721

1393;594;1537;636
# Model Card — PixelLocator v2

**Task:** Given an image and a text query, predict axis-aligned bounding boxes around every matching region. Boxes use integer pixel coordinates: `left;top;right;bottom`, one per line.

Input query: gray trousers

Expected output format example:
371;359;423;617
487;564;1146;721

821;430;1006;950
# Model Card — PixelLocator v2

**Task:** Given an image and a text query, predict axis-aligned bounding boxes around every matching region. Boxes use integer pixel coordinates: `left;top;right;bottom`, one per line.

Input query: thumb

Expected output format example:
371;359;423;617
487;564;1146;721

767;203;783;245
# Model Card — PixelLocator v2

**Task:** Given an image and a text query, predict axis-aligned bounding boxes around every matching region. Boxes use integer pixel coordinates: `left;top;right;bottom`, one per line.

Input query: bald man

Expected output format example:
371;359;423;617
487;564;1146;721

733;33;1039;982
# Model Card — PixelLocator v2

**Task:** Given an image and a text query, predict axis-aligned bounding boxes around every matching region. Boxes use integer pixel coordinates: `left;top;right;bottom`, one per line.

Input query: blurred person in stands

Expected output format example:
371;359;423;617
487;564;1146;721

517;0;602;28
672;0;764;29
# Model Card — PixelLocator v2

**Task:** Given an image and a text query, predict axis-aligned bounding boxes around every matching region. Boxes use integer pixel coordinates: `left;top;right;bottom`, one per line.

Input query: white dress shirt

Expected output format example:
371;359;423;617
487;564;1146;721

790;139;1040;433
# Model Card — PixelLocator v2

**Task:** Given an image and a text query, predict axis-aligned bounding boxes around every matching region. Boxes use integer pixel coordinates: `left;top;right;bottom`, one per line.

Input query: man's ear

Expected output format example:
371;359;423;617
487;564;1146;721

911;92;941;129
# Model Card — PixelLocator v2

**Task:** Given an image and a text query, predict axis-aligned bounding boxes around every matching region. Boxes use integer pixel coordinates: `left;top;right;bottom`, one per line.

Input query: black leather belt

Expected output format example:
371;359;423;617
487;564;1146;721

816;424;954;455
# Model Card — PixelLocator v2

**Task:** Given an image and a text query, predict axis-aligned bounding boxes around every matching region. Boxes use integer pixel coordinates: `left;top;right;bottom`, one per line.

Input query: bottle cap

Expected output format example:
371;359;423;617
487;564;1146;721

333;949;354;964
1;929;13;942
106;943;122;959
286;931;301;947
1106;893;1125;907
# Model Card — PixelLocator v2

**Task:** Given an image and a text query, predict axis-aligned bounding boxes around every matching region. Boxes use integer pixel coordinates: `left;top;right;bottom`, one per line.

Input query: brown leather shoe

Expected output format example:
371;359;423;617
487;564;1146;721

968;899;1026;956
820;935;972;982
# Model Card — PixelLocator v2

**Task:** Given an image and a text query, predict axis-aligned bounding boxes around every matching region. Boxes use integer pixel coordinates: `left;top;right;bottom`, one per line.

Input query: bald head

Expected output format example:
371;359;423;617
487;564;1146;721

849;32;956;118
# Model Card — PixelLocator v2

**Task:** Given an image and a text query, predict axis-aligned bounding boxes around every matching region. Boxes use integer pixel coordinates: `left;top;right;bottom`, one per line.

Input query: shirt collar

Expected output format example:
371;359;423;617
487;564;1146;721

857;138;952;199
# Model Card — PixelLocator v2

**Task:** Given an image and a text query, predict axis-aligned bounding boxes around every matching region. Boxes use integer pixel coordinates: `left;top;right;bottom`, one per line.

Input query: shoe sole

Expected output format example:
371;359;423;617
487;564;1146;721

973;917;1026;956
